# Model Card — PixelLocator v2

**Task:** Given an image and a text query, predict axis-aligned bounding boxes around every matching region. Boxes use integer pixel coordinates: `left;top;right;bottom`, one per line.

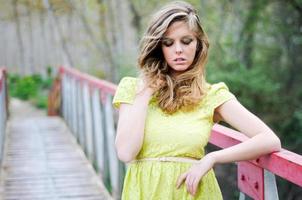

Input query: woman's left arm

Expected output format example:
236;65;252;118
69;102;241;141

211;98;281;163
176;99;281;196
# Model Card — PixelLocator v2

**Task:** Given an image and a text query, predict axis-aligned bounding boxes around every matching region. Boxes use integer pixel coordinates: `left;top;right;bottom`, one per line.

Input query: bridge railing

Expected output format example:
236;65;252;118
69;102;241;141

0;67;8;167
49;66;302;200
210;124;302;200
48;66;122;199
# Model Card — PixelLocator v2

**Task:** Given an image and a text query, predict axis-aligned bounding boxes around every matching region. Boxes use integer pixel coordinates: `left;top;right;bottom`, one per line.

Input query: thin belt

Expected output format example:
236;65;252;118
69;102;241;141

129;156;201;164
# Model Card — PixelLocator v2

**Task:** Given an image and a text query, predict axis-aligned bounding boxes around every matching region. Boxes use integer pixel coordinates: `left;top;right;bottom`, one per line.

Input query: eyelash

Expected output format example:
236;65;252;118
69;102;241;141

162;39;193;47
182;39;193;45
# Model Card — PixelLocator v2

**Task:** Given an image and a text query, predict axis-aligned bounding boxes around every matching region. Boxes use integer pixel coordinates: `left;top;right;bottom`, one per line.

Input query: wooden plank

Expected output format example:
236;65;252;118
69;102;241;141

0;110;112;200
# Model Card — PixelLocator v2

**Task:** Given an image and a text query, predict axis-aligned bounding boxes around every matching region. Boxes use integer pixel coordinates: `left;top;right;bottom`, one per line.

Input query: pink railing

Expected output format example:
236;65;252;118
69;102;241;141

211;124;302;199
49;66;302;200
48;66;120;198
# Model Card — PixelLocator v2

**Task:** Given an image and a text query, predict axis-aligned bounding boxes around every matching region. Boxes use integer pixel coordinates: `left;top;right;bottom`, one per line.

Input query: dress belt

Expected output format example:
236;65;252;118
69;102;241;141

129;156;201;164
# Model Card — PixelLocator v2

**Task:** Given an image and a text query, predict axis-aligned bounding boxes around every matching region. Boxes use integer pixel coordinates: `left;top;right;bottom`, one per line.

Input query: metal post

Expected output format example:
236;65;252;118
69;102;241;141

61;74;67;120
77;81;85;148
91;88;105;175
0;72;7;166
239;192;246;200
104;94;120;199
83;82;94;161
66;75;72;128
264;169;279;200
71;77;78;137
0;82;4;163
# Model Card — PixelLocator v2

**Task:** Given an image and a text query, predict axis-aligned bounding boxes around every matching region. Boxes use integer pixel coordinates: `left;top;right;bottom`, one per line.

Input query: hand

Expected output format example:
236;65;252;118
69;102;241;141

175;153;216;196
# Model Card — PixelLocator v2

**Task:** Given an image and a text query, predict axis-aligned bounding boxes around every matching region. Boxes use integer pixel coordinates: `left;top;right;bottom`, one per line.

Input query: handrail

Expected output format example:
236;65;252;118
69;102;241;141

211;125;302;186
211;124;302;199
59;66;116;95
48;66;120;199
0;67;8;168
49;66;302;200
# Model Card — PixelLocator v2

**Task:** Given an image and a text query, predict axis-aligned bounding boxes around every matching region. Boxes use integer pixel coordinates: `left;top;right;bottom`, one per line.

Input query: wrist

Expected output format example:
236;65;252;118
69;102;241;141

207;151;219;166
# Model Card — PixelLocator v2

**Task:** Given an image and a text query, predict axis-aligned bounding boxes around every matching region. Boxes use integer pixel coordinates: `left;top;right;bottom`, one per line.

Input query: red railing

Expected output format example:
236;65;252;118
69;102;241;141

211;124;302;199
49;66;120;198
49;66;302;200
48;66;116;116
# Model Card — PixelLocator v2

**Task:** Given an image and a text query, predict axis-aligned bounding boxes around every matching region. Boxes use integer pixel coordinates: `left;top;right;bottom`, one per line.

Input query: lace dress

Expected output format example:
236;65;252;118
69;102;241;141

112;77;236;200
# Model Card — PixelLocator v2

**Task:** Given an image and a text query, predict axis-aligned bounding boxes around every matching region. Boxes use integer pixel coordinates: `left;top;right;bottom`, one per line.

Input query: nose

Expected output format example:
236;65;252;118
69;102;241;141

175;42;183;54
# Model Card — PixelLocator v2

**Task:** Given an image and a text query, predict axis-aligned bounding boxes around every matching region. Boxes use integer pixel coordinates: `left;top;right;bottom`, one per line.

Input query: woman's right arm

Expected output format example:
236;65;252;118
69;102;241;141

115;86;153;163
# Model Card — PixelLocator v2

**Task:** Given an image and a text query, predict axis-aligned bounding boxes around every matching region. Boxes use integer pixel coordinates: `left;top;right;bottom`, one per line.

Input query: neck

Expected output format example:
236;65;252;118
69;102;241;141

170;70;182;79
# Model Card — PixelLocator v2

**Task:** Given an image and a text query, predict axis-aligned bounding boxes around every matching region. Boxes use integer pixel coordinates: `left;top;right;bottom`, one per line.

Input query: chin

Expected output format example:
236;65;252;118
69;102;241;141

171;65;189;72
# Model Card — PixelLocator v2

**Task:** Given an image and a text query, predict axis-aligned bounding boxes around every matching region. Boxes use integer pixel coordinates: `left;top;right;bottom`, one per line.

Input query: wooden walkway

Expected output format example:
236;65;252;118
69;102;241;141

0;99;112;200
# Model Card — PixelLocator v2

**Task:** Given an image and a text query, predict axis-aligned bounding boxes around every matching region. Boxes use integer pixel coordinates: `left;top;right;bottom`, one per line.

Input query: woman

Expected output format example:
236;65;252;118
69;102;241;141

112;1;281;199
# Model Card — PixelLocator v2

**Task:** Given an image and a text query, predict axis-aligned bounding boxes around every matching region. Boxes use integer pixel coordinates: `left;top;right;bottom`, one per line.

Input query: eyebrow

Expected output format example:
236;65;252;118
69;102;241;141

162;35;194;40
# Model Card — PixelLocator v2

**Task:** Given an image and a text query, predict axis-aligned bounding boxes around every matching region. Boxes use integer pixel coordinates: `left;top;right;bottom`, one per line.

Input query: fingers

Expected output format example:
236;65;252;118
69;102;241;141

185;174;202;196
185;174;196;196
176;171;202;196
185;175;193;195
176;172;187;189
192;178;200;195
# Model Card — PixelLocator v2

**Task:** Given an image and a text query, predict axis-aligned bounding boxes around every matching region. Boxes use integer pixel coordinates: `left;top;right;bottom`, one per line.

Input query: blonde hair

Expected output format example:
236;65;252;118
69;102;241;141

138;1;209;114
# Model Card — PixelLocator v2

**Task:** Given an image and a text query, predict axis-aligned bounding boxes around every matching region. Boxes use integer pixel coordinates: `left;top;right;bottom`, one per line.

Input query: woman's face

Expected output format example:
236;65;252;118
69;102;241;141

161;21;198;76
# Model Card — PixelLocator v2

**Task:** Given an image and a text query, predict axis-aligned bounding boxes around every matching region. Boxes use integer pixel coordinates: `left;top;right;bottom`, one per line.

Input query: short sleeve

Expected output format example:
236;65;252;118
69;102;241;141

112;77;138;109
207;82;236;110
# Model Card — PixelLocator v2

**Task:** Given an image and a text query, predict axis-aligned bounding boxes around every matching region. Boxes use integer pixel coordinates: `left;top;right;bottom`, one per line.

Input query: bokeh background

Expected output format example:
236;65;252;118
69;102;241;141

0;0;301;199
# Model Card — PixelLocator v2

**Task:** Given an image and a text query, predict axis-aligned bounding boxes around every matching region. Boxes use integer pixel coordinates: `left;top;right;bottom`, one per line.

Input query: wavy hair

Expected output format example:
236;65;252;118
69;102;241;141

138;1;210;114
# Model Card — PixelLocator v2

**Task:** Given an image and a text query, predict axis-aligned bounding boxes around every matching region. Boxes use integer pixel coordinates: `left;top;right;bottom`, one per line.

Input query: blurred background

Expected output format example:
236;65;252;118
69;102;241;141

0;0;301;199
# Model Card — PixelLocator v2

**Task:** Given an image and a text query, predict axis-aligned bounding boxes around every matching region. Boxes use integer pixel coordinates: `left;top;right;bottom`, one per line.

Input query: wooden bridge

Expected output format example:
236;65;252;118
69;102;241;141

0;66;301;200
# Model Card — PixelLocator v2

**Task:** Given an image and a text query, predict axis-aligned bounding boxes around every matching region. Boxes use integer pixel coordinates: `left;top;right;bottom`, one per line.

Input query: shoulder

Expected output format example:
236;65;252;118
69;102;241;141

112;76;139;109
204;81;236;110
115;76;140;93
206;82;231;95
118;76;139;87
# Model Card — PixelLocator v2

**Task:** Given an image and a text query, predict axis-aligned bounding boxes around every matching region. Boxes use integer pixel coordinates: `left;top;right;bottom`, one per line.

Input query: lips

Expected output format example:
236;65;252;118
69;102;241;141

174;57;186;61
173;57;186;64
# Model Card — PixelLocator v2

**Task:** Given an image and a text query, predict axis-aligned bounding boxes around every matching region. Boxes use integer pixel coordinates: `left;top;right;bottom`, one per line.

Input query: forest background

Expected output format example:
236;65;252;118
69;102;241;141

0;0;301;199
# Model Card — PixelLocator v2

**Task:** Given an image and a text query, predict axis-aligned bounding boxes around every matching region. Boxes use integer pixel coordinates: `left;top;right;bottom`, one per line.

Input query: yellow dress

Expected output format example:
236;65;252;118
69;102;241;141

112;77;236;200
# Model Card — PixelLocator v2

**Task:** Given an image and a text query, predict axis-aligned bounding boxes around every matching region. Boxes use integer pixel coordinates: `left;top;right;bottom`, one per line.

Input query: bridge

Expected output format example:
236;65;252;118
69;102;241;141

0;66;301;200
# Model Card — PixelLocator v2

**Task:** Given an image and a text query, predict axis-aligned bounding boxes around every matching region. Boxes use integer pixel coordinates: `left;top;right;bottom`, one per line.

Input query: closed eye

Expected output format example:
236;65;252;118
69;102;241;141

181;38;193;45
162;39;173;47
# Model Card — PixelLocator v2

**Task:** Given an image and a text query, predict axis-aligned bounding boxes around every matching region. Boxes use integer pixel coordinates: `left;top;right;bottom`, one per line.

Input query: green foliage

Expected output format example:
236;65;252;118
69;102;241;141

207;64;280;115
90;68;106;79
108;52;138;81
280;106;302;154
32;93;48;109
9;75;38;100
118;65;138;80
8;69;54;109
